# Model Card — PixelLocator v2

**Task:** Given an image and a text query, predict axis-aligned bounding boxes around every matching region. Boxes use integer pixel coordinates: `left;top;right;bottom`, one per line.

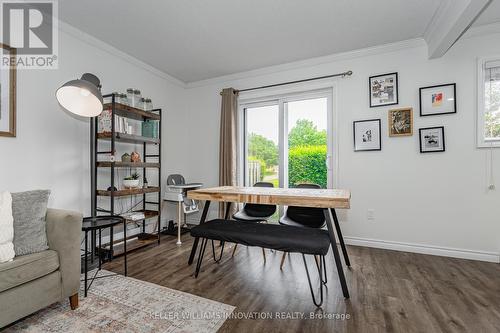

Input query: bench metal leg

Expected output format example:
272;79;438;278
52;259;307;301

194;238;208;278
302;254;324;307
323;208;350;298
189;201;211;265
314;255;328;285
330;208;351;267
211;240;225;263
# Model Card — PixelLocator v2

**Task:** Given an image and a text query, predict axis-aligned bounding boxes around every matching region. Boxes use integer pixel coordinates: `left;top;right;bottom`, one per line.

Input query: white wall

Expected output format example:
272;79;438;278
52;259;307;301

181;33;500;262
0;24;187;225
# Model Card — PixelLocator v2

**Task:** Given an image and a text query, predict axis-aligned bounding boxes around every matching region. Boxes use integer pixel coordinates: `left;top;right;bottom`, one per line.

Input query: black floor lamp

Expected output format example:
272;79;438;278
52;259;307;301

56;73;103;217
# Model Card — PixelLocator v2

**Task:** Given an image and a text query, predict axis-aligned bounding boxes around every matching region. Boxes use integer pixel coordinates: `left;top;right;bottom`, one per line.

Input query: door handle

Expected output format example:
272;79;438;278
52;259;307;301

325;154;332;169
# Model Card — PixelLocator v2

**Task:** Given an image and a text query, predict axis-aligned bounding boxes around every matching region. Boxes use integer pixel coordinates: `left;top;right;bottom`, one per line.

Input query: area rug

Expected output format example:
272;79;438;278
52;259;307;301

5;270;235;333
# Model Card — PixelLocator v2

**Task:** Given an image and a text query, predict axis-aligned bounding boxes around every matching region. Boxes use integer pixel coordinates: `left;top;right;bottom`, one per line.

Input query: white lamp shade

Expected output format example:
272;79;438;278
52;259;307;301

56;74;103;117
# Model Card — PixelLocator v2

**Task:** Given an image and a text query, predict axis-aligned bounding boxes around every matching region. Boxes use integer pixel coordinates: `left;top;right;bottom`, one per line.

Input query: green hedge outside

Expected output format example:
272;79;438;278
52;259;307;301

288;145;327;188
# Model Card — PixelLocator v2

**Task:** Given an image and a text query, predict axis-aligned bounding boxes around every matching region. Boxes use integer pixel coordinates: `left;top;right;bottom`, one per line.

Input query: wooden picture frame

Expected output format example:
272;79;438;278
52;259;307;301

419;83;456;117
369;72;398;107
419;126;445;153
0;43;17;137
353;119;382;151
388;107;413;137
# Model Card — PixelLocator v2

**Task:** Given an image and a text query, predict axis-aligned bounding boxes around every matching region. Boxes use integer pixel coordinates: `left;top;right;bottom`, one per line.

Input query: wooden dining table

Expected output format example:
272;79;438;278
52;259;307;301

187;186;352;298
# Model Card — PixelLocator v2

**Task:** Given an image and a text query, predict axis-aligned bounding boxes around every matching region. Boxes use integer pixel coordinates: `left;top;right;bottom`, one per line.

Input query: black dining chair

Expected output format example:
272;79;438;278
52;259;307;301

279;183;327;283
231;182;276;262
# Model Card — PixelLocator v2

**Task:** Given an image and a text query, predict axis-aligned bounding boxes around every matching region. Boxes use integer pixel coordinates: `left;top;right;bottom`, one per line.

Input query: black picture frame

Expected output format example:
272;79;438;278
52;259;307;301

353;119;382;151
369;72;399;108
419;126;445;153
419;83;456;117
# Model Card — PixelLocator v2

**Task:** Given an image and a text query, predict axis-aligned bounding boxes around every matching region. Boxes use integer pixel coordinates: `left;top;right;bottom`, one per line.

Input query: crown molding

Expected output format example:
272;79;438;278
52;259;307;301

58;20;187;87
185;38;426;89
462;21;500;39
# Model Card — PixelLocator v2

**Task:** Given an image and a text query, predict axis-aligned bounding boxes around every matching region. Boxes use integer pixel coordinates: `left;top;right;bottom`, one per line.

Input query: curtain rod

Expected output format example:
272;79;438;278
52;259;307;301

220;70;353;95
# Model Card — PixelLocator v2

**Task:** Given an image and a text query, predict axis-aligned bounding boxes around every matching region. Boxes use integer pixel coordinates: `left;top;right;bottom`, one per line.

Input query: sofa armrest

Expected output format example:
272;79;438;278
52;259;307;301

45;208;82;299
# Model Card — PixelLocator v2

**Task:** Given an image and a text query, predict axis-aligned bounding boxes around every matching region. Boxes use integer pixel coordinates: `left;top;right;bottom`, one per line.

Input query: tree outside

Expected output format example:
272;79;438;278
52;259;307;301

485;75;500;139
247;119;327;188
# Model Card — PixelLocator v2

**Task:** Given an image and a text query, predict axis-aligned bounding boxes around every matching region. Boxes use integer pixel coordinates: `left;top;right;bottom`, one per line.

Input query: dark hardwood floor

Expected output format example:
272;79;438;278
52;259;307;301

104;234;500;333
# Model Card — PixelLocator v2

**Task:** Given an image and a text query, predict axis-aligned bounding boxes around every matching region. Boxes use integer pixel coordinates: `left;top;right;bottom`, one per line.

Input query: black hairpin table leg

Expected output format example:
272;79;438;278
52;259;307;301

330;208;351;267
323;208;349;298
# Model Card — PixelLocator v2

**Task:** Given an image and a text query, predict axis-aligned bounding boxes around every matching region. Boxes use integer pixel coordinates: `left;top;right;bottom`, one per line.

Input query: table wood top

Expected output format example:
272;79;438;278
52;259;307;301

187;186;351;209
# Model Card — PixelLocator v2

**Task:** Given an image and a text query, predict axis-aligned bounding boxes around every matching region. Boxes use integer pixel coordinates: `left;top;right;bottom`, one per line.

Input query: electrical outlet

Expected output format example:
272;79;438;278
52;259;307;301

488;184;496;190
367;209;375;221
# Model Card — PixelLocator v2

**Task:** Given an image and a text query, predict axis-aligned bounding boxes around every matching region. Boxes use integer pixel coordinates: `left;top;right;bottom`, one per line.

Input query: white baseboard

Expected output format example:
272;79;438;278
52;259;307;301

344;236;500;263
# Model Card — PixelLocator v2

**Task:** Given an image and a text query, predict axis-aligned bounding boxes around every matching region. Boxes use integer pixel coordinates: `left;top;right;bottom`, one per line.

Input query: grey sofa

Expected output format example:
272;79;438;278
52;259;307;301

0;209;82;328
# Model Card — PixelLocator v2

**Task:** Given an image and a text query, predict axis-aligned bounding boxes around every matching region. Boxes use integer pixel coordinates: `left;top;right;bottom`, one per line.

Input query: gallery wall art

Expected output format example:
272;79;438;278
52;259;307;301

369;72;398;107
0;43;16;137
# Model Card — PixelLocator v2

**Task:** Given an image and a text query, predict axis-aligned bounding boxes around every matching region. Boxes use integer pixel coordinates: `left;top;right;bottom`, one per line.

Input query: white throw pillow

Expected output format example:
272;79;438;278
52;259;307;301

0;191;15;263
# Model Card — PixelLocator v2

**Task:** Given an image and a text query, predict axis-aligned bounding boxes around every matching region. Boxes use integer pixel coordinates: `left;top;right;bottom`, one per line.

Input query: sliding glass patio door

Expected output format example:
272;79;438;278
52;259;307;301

242;89;334;190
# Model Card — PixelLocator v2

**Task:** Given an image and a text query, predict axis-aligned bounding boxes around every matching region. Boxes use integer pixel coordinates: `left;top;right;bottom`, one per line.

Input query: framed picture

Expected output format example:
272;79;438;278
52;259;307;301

419;83;456;116
388;107;413;137
419;126;445;153
353;119;381;151
369;72;398;107
0;43;16;137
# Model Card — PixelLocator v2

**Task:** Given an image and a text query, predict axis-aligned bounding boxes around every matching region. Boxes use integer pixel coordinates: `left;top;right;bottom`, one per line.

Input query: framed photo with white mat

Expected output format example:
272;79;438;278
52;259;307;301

419;126;445;153
0;43;16;137
353;119;381;151
419;83;456;117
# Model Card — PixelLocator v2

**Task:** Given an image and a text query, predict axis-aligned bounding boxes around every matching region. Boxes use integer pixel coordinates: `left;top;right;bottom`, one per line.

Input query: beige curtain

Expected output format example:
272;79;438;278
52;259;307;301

219;88;238;217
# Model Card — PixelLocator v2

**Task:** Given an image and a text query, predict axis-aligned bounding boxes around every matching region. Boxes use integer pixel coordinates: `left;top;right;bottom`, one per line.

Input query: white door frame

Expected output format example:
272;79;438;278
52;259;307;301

238;83;338;189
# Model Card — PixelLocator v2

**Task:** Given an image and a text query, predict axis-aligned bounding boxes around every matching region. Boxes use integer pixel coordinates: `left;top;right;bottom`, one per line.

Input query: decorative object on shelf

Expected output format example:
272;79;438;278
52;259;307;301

123;172;140;189
121;153;131;162
142;120;155;138
419;126;445;153
145;98;153;111
419;83;456;116
369;72;398;107
98;108;112;133
132;89;142;108
0;43;17;137
353;119;382;151
143;177;148;189
126;88;134;105
138;97;146;110
131;151;141;162
388;107;413;137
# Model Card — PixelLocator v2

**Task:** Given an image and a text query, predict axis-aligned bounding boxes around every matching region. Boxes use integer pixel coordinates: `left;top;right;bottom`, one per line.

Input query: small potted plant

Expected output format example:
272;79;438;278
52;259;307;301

123;172;140;189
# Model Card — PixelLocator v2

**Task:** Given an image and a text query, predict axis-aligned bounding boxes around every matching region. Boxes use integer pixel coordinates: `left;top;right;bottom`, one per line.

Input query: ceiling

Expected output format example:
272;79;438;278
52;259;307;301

59;0;499;83
473;0;500;26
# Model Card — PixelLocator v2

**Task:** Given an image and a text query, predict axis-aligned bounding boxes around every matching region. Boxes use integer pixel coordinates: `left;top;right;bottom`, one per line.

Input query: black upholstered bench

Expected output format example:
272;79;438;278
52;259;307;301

190;219;331;306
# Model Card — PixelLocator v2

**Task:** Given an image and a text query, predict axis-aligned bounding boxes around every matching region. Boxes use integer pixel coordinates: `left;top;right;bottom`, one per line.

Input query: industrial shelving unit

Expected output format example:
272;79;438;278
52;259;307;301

91;93;162;257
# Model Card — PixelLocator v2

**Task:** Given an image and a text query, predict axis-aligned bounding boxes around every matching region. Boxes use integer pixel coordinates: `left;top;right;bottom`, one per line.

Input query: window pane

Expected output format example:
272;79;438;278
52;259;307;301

484;64;500;141
245;105;279;187
287;98;328;188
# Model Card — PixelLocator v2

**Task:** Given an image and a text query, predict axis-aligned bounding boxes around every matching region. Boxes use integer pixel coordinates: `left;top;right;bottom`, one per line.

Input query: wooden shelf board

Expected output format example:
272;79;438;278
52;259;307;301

97;161;160;168
102;233;158;257
96;187;160;197
103;103;161;120
122;210;159;222
97;132;160;144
